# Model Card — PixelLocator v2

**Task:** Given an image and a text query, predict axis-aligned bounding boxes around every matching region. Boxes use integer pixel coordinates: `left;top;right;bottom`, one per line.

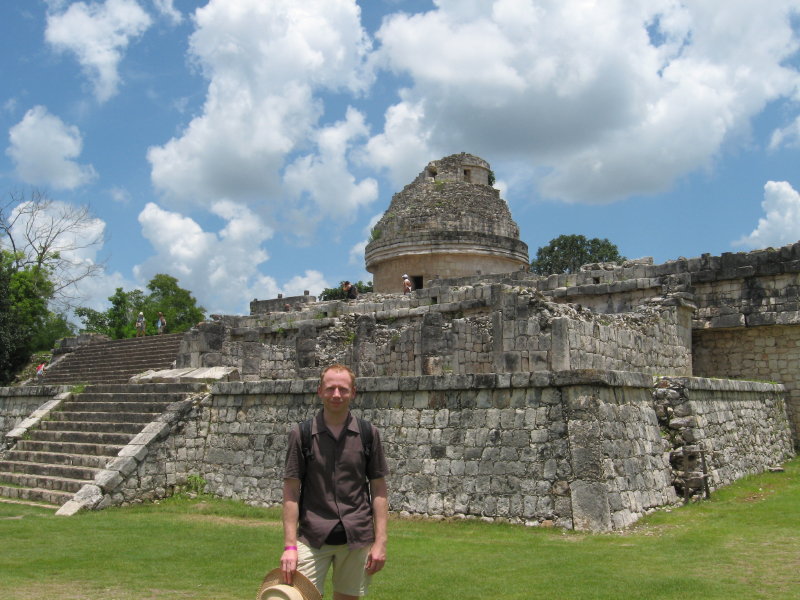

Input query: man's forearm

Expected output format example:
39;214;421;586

371;478;388;547
281;478;301;583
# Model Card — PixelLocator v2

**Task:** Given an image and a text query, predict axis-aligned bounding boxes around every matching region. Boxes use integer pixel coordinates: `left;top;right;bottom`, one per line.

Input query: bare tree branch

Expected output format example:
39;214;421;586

1;189;107;309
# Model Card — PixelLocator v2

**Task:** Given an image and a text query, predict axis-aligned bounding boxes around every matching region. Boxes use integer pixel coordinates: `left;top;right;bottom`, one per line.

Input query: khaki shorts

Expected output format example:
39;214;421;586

297;540;372;597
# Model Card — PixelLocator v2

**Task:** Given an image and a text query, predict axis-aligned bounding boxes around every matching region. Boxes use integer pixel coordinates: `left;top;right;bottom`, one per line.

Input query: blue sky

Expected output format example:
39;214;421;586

2;0;800;317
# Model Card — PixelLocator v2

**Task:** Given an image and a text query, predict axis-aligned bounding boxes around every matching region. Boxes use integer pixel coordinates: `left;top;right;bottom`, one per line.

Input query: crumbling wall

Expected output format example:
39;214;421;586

653;376;793;494
175;284;692;381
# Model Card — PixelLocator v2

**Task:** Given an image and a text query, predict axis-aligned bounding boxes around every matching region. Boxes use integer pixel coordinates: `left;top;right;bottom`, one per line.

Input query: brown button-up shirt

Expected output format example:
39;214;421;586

284;411;388;549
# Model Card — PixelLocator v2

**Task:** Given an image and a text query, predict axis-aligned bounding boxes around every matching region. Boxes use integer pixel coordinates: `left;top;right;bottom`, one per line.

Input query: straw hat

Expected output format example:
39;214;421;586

257;568;321;600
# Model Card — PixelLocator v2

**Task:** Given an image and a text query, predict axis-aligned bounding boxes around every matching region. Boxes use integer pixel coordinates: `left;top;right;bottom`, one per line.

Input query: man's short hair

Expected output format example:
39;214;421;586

319;363;356;389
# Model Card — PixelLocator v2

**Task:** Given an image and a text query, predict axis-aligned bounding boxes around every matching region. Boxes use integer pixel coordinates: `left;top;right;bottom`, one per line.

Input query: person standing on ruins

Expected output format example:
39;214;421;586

156;311;167;334
280;364;389;599
342;281;359;300
135;312;146;337
402;274;412;294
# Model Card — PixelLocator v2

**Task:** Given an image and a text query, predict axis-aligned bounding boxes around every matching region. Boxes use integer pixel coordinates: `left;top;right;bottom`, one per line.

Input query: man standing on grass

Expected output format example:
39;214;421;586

281;364;389;599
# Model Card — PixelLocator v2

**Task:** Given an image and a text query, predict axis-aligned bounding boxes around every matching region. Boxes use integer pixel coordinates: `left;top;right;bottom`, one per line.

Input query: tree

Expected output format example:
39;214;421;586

0;249;54;384
530;234;625;275
319;280;373;301
0;189;105;310
75;274;205;338
143;273;205;334
29;311;76;351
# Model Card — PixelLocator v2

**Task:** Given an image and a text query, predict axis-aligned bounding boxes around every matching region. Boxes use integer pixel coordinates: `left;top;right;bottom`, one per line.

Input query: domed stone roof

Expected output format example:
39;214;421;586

365;153;529;292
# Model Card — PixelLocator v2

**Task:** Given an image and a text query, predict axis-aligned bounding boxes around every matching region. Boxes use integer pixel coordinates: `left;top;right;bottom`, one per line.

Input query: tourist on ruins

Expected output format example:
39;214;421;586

402;274;412;294
280;364;389;599
342;281;358;300
156;312;167;334
36;362;46;381
135;312;146;337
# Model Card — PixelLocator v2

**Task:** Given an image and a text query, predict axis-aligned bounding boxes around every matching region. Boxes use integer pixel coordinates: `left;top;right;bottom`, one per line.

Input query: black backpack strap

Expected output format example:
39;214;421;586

357;417;373;467
300;418;314;464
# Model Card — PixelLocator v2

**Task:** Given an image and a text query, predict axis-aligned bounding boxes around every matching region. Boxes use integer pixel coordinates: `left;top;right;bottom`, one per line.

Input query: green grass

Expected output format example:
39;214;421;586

1;460;799;599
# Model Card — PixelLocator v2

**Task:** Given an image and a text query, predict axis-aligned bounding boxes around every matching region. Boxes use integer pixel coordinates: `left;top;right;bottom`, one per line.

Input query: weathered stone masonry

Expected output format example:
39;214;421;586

105;372;791;532
178;284;692;382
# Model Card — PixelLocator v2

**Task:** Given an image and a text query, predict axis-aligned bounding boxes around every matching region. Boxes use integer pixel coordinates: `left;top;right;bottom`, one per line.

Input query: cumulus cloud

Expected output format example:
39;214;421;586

734;181;800;249
151;0;181;25
283;107;378;239
6;106;97;189
366;0;800;203
134;201;280;313
147;0;374;226
282;270;329;297
45;0;152;102
361;96;431;189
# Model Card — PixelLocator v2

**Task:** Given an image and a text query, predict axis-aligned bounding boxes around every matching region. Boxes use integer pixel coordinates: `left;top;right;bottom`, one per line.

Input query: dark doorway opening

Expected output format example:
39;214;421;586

412;275;423;290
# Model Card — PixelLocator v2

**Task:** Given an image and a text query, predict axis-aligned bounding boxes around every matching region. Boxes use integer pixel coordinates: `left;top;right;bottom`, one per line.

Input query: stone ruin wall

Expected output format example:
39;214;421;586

654;377;793;490
428;241;800;442
0;386;65;442
176;283;693;383
102;372;792;531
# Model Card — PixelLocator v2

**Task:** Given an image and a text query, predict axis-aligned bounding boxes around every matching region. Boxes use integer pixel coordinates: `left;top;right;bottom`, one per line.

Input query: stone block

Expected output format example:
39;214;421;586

570;481;612;531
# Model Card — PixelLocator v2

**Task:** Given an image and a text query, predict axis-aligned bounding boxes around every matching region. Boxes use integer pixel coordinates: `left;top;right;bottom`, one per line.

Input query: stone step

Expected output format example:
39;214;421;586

4;449;110;469
0;460;98;481
51;410;157;424
0;496;59;510
82;383;207;394
0;484;72;506
0;471;87;493
39;333;185;385
71;392;192;403
27;429;135;446
15;439;123;456
40;419;147;434
60;401;171;413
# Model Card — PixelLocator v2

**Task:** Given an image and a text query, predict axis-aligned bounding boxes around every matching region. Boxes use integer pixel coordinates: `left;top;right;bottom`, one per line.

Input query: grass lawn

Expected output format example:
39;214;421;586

1;459;798;599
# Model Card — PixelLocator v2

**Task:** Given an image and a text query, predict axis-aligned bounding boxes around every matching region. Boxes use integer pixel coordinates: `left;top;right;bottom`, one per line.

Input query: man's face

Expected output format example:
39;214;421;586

318;368;355;416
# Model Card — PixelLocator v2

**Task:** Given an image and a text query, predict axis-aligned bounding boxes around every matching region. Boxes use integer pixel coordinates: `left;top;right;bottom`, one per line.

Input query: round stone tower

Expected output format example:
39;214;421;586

365;153;529;292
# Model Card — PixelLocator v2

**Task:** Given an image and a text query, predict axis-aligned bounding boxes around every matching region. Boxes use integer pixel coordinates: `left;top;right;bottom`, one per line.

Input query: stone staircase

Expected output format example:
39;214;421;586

39;333;184;385
0;383;204;508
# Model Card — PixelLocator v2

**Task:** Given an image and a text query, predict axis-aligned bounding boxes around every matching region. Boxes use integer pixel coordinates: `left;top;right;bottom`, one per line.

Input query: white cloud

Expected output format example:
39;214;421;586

282;270;329;297
6;106;97;189
734;181;800;249
283;107;379;239
769;115;800;150
151;0;181;25
134;201;277;314
349;212;382;267
147;0;373;228
109;186;130;204
366;0;800;204
45;0;152;102
361;96;431;189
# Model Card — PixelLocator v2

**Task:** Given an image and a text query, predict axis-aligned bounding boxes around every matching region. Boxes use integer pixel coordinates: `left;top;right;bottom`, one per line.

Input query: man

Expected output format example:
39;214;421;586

402;274;412;295
281;364;388;599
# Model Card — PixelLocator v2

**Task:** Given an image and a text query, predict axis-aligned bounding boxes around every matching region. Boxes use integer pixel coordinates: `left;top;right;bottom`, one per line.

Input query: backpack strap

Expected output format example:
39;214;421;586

300;418;314;464
357;417;373;468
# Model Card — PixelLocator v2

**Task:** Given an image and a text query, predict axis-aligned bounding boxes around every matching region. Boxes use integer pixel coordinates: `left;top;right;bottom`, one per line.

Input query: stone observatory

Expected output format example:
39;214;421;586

365;153;530;293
